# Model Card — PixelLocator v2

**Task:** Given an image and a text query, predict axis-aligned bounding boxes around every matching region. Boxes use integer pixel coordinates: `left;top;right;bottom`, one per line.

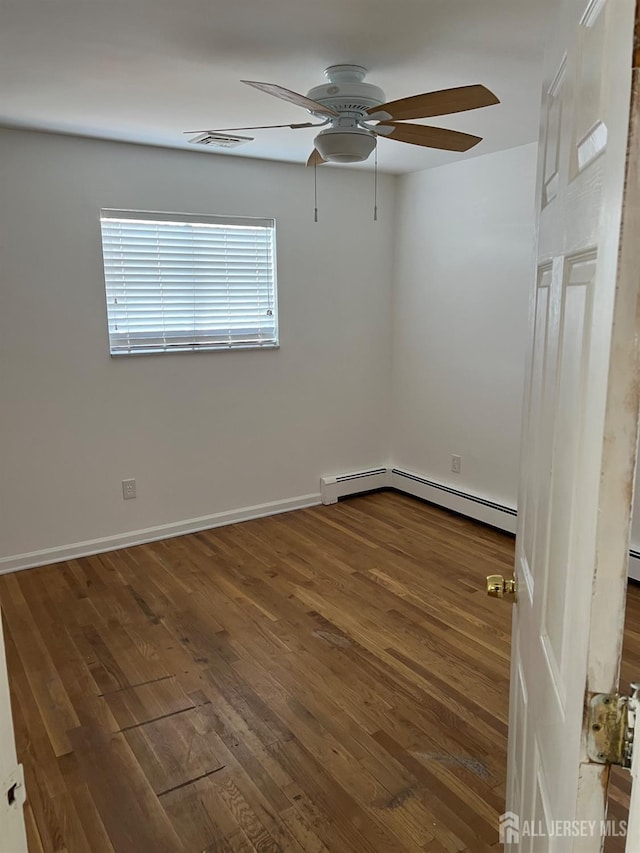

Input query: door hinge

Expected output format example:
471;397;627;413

586;686;640;768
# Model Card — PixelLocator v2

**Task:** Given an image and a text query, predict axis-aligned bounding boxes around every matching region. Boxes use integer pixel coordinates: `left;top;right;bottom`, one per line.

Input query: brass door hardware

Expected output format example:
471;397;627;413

486;574;516;600
586;684;640;768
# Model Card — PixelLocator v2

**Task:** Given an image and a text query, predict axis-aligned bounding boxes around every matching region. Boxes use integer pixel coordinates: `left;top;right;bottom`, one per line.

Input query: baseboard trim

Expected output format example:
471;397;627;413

5;466;639;577
0;493;321;575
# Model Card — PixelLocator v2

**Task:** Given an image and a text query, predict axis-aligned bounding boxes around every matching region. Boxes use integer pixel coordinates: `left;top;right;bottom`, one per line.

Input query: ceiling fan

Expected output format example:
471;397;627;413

186;64;499;165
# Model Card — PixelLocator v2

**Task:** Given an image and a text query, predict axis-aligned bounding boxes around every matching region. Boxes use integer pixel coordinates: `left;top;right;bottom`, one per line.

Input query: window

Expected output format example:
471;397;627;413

100;209;278;355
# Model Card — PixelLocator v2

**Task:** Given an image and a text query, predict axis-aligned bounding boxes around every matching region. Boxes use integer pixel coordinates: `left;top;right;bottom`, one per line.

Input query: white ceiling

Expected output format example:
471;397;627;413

0;0;555;174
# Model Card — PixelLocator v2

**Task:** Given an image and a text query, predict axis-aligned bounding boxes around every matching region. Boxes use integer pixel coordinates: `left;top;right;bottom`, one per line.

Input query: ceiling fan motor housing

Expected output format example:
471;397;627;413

307;64;385;118
308;65;385;162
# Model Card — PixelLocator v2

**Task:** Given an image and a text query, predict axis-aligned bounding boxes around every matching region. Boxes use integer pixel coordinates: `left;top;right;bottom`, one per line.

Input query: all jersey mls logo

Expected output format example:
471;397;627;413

499;812;520;844
498;812;627;842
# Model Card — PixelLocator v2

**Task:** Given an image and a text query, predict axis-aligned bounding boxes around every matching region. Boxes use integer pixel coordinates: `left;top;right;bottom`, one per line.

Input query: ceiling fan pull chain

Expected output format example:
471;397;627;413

373;143;378;222
314;162;318;223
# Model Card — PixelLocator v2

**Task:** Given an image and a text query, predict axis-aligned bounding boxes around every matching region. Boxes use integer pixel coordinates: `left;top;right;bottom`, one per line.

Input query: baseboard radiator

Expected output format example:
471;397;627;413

322;467;640;577
320;468;392;505
321;466;517;534
630;550;640;583
390;468;518;534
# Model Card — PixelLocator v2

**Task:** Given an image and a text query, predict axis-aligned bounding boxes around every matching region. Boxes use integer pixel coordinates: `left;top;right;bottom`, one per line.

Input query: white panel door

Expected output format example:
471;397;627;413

0;611;27;852
506;0;640;849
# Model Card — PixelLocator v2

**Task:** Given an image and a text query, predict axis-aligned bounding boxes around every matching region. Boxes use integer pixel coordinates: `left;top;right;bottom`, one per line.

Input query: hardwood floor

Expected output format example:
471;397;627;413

0;491;638;852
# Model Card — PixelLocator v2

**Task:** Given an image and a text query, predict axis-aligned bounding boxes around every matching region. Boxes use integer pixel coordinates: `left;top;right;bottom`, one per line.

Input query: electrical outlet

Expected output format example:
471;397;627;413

122;479;136;500
451;455;461;474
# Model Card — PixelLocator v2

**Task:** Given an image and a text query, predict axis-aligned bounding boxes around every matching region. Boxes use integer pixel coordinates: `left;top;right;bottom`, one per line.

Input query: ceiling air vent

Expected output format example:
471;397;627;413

188;133;253;148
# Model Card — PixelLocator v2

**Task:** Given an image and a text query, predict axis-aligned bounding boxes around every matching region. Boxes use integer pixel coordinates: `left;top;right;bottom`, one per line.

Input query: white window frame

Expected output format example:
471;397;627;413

99;209;279;356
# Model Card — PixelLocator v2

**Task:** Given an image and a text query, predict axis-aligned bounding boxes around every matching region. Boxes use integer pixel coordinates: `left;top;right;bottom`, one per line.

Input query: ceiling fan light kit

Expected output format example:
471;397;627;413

314;126;377;164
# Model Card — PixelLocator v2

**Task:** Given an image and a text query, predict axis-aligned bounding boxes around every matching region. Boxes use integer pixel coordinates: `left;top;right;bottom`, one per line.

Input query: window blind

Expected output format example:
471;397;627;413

100;209;278;355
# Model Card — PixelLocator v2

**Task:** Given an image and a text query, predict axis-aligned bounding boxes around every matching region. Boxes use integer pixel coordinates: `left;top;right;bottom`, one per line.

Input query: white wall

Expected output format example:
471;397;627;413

0;129;394;565
11;131;622;567
390;142;538;509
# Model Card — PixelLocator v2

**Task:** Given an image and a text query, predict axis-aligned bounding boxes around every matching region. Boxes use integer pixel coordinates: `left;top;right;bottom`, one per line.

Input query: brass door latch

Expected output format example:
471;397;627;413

586;685;640;768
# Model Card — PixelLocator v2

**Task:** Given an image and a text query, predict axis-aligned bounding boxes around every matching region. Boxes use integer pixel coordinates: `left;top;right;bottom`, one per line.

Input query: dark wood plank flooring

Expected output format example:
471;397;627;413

1;491;638;852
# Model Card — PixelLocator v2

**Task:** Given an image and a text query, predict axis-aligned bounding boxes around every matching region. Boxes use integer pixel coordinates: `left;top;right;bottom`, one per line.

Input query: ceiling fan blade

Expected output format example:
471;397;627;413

242;80;339;118
376;122;482;152
184;122;316;134
368;84;499;121
306;148;327;167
